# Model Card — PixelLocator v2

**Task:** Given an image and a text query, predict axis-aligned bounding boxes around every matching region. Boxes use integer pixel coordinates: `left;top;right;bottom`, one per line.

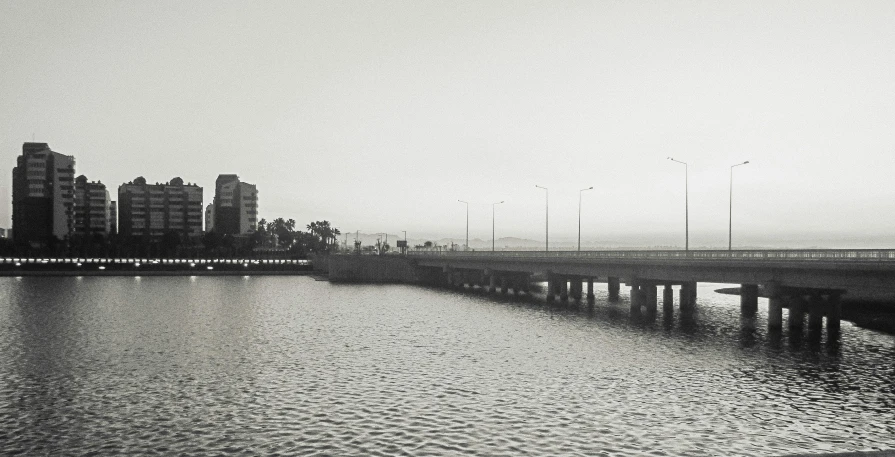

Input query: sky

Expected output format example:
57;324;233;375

1;1;894;248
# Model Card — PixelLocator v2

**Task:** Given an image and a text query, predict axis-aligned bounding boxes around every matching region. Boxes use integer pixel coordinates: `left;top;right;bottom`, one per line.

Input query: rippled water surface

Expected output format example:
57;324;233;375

1;276;894;456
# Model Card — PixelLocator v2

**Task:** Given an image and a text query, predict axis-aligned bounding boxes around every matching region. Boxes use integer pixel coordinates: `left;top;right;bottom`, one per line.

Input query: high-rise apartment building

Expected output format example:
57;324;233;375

109;201;117;235
73;175;112;236
205;203;214;233
118;177;203;239
212;174;258;235
12;142;76;245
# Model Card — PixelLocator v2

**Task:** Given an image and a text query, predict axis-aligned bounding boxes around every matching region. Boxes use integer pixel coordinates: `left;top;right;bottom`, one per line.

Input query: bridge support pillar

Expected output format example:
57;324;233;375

587;278;595;303
547;275;556;302
826;293;842;334
645;285;658;314
808;294;824;332
740;284;759;316
560;278;569;302
500;277;509;295
788;296;806;329
489;274;497;293
570;279;582;300
768;297;783;329
629;284;640;312
680;282;696;310
663;285;674;313
608;277;620;301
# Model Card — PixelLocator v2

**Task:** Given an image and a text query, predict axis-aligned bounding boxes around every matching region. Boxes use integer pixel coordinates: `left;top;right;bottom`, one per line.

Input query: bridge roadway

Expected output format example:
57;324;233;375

408;249;895;335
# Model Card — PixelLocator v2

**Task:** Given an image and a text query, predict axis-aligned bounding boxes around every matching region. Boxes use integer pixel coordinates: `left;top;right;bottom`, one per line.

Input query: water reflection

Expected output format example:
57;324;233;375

1;277;894;456
445;281;865;362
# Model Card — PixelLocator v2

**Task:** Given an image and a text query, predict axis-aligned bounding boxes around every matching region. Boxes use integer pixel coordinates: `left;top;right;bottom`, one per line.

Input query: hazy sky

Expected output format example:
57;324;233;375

2;1;894;247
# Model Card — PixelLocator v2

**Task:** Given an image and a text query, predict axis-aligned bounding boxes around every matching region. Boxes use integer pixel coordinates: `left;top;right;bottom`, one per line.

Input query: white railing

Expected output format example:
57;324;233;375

407;249;895;262
0;258;311;266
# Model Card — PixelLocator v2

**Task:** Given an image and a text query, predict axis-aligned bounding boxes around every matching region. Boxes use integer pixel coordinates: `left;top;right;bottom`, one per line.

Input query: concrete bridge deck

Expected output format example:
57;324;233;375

404;249;895;337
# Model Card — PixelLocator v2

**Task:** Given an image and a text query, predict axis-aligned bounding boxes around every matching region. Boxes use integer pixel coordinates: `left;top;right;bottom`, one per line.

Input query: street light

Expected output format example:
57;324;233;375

667;157;688;251
578;187;593;251
492;201;504;252
535;185;548;251
458;200;469;251
729;160;750;251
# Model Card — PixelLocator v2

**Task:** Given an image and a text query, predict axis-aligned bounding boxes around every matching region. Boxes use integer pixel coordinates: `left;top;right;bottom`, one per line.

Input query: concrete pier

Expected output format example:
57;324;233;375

808;295;824;332
645;285;658;314
489;274;497;293
827;293;842;334
789;296;806;329
587;278;595;303
630;284;641;312
768;297;783;328
741;284;758;316
560;278;569;302
547;274;556;302
570;278;583;300
608;277;620;301
662;285;673;310
680;281;697;310
500;277;509;295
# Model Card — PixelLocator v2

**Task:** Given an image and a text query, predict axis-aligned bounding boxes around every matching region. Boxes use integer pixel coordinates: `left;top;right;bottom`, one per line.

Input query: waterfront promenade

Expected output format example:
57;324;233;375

0;257;312;276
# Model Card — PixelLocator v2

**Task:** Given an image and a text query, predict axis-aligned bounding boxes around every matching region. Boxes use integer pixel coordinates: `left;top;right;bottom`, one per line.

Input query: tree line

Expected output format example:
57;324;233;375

0;218;342;259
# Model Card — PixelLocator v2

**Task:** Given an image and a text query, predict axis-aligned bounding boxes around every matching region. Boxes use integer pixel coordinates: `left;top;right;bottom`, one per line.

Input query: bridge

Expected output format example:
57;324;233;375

403;249;895;335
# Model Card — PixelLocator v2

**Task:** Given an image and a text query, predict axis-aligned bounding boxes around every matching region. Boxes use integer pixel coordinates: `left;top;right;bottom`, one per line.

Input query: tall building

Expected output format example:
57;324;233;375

212;174;258;235
12;142;76;245
73;175;111;237
205;203;214;233
118;177;203;239
109;201;117;235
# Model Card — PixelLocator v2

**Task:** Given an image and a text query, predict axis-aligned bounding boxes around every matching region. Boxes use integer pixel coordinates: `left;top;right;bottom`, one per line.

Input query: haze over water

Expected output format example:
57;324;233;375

1;276;893;455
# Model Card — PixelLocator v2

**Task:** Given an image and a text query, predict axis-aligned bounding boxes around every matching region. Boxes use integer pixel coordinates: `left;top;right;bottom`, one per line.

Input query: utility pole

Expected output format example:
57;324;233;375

492;201;504;252
667;157;689;251
729;161;750;251
458;200;469;250
578;187;593;251
535;185;548;251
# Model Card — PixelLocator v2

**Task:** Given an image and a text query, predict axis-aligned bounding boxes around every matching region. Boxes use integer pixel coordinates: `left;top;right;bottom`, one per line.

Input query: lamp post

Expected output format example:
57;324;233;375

578;186;593;251
667;157;688;251
535;185;548;251
729;160;750;251
492;201;504;252
458;200;469;251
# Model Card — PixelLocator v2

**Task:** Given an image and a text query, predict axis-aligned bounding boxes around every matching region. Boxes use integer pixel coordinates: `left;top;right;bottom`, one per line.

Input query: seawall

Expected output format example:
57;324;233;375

327;255;420;283
0;270;313;277
0;258;312;276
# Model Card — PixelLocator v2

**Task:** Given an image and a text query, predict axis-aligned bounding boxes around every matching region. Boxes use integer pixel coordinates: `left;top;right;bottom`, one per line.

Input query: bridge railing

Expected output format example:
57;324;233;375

407;249;895;262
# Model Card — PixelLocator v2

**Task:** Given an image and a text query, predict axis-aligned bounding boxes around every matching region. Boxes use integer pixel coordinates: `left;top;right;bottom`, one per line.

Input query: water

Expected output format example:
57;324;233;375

1;276;893;456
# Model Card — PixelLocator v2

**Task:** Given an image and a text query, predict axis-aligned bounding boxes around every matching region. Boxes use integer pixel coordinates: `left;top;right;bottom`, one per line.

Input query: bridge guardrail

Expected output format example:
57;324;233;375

407;249;895;261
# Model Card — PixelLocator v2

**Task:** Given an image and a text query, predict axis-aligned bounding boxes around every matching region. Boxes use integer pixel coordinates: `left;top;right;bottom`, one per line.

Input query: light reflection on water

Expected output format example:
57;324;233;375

0;276;893;456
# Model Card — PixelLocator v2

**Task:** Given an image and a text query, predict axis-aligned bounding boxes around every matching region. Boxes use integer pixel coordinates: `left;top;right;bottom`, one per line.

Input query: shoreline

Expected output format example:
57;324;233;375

0;270;314;277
